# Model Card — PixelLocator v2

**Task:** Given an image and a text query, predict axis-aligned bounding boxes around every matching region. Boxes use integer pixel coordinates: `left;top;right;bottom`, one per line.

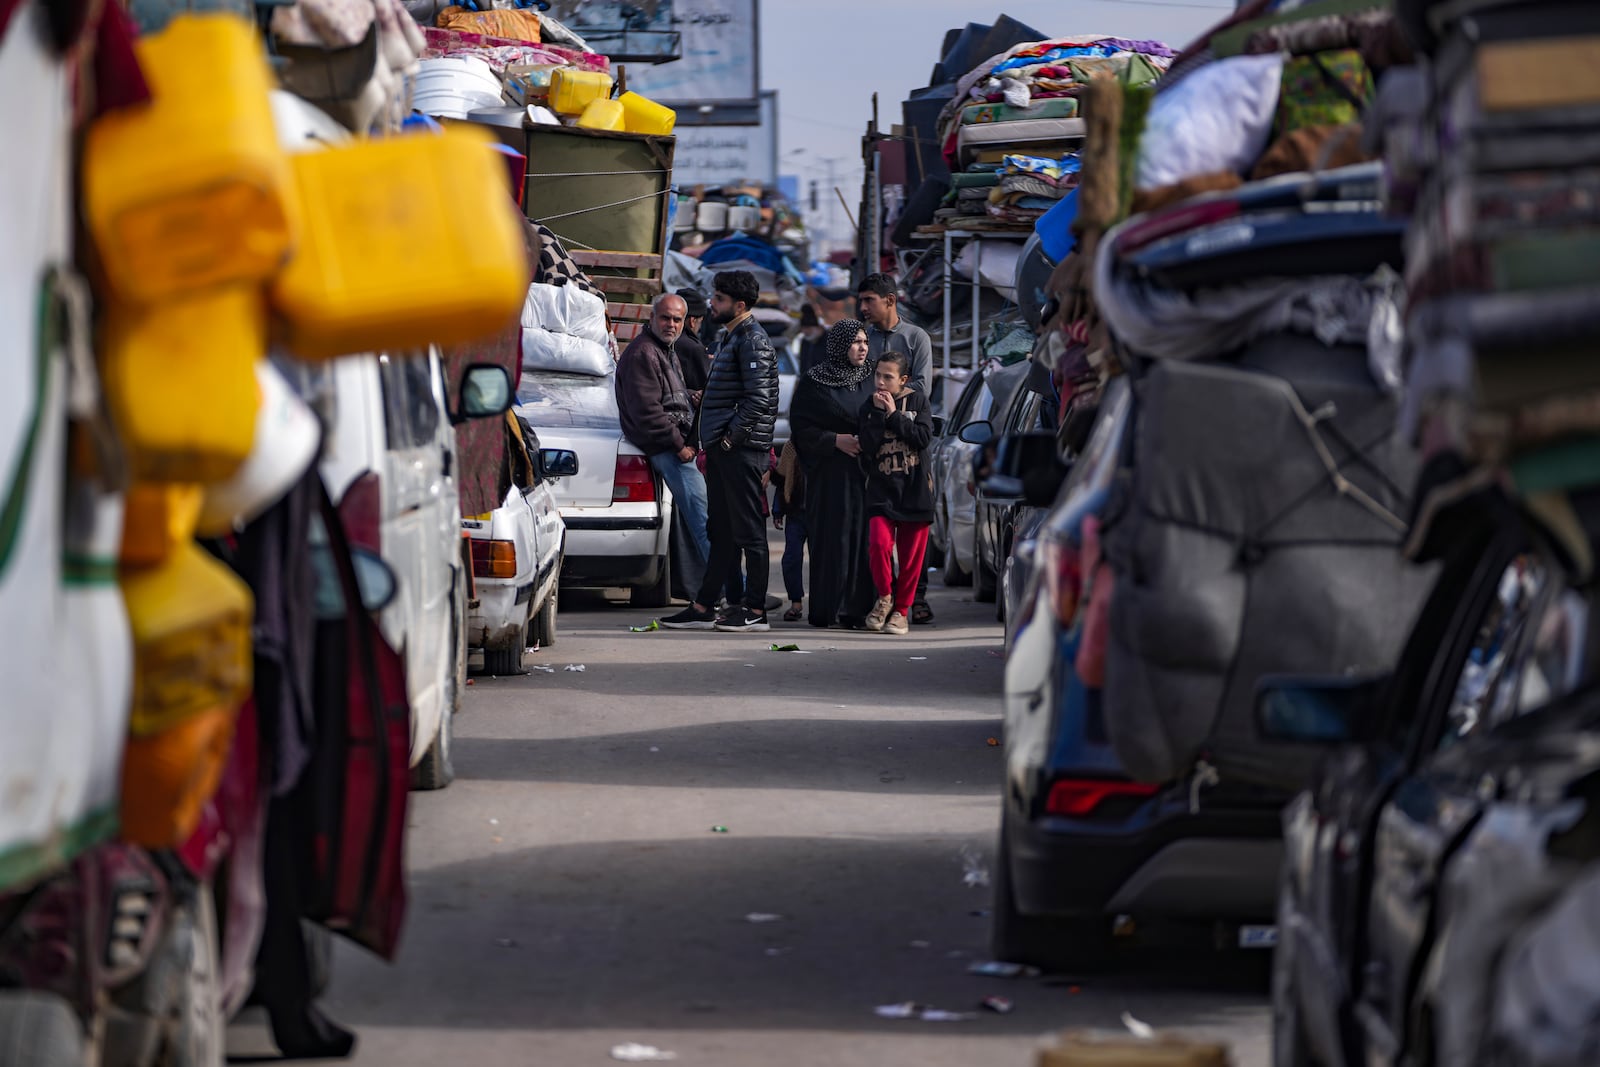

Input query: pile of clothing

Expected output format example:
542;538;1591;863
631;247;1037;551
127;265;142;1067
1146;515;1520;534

1372;0;1600;557
931;35;1172;230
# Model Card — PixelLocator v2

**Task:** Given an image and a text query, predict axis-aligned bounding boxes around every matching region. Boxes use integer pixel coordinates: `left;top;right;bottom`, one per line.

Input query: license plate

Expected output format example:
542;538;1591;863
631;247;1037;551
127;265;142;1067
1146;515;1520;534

1239;925;1278;949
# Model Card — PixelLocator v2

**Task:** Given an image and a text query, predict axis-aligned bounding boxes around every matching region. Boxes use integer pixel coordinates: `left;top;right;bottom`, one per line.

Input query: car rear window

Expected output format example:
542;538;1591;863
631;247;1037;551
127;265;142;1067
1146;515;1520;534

517;371;620;431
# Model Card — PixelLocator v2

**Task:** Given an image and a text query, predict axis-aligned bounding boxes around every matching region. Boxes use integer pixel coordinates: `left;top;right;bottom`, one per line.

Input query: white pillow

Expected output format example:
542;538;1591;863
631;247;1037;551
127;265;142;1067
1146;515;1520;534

1135;54;1285;191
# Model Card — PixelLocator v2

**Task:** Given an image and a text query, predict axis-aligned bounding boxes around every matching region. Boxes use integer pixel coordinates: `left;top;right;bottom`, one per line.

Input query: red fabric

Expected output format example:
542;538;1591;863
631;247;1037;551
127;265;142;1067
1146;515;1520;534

82;0;151;120
1075;515;1112;688
868;516;930;615
0;0;27;45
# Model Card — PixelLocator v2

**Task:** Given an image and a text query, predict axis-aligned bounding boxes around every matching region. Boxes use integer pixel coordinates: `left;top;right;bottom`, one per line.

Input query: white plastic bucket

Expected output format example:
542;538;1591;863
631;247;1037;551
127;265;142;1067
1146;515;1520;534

696;200;729;232
673;194;697;232
412;57;503;119
728;204;760;232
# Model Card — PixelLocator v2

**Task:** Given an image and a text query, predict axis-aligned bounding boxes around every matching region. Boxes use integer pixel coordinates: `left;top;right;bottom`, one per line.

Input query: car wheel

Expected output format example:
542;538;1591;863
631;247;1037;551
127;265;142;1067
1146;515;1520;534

412;603;462;790
1271;881;1316;1067
991;814;1112;971
943;546;971;587
483;616;527;677
633;551;672;609
0;991;84;1066
303;921;333;1000
534;586;558;650
975;553;998;603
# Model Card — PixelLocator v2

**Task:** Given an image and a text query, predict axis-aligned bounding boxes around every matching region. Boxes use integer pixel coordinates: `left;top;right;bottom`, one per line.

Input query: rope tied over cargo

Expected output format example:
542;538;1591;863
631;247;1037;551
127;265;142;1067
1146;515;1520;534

1286;392;1407;534
534;187;674;223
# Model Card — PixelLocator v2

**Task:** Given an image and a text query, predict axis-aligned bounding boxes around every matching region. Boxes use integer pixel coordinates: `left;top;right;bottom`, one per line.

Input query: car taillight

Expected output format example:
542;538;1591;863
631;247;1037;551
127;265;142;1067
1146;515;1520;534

1045;779;1160;817
470;539;517;579
339;471;381;552
1037;537;1082;627
613;455;656;503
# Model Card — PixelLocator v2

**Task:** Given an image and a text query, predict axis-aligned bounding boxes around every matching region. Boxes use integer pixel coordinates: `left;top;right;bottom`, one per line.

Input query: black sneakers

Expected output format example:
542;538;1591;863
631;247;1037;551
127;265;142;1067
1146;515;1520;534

660;605;717;630
714;606;770;632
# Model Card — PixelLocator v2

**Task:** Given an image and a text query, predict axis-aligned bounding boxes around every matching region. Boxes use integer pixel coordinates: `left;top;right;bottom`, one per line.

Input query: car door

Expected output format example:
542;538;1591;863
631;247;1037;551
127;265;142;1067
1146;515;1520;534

1279;531;1497;1061
519;421;565;584
377;349;454;749
1361;538;1581;1062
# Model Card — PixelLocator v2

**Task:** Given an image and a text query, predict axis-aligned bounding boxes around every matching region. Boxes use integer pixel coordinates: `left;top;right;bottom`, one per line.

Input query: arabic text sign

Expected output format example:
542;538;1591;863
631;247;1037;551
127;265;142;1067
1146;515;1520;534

626;0;758;107
672;92;775;187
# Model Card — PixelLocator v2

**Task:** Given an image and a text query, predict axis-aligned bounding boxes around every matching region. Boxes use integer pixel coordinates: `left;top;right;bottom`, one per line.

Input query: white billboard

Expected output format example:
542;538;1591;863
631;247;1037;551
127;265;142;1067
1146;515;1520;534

671;90;776;188
625;0;759;108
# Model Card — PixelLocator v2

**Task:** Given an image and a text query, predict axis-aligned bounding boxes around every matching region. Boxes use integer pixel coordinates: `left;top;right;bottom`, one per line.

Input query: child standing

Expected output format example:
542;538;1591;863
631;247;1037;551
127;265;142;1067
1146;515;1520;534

858;350;935;635
771;440;808;621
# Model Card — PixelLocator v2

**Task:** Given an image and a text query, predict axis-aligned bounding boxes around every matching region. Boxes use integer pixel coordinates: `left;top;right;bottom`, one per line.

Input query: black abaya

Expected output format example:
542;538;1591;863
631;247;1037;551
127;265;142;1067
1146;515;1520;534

790;375;876;627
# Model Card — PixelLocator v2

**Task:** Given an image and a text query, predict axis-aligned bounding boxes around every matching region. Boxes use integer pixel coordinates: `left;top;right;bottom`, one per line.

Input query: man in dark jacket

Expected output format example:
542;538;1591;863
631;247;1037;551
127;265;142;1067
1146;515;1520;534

674;287;712;395
661;271;778;632
616;294;709;565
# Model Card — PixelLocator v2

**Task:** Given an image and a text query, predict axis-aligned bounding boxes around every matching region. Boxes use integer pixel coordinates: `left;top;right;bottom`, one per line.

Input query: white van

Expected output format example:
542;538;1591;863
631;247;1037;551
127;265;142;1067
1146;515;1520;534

272;92;511;789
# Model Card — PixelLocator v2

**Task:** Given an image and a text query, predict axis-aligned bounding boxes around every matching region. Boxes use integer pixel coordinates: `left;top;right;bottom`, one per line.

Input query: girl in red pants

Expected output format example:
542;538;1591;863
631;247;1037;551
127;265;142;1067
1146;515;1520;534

858;350;935;634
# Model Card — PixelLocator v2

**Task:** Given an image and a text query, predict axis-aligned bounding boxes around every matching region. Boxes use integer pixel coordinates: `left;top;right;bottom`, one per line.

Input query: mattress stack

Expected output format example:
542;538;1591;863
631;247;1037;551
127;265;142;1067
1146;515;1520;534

1389;0;1600;513
929;37;1171;231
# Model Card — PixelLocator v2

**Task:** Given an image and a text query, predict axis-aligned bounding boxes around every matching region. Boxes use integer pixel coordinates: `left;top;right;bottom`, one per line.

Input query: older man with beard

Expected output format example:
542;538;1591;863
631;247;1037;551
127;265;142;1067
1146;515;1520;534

616;293;709;566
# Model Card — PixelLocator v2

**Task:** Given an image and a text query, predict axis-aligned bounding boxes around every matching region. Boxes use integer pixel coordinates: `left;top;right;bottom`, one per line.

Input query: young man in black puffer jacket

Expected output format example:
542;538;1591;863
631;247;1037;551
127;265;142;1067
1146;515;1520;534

661;270;779;633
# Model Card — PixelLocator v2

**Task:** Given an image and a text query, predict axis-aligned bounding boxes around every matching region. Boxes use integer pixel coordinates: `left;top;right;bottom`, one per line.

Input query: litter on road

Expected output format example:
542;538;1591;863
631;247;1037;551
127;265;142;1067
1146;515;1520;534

981;996;1015;1014
629;621;661;632
563;664;586;672
961;847;990;888
531;665;555;674
769;643;802;652
711;825;729;833
744;913;784;923
875;1002;978;1022
1122;1012;1157;1039
967;960;1040;978
609;1043;678;1062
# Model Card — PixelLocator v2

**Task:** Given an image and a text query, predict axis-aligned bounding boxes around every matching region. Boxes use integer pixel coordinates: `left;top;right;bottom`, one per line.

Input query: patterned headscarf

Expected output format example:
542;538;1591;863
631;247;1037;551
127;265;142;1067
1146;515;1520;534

809;318;872;388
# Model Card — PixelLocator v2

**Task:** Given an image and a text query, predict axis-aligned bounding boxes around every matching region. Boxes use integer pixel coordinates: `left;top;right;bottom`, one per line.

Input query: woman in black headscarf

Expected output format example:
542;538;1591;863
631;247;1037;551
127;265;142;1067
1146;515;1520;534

790;319;877;628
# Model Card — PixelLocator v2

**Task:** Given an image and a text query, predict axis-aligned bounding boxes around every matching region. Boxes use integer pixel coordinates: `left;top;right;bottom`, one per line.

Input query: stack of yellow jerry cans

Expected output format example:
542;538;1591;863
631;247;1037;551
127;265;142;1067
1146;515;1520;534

79;13;529;848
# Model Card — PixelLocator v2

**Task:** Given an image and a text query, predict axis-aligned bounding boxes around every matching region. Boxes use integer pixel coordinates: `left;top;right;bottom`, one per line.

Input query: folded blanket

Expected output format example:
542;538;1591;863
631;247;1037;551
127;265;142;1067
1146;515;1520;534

961;97;1080;125
950;170;1003;189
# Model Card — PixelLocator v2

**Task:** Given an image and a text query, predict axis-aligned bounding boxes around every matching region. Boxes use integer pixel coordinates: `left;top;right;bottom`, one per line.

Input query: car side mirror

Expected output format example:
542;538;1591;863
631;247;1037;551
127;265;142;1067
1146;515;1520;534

986;432;1067;507
454;363;514;423
539;448;580;479
932;415;947;437
1255;675;1385;745
310;544;399;619
958;419;993;445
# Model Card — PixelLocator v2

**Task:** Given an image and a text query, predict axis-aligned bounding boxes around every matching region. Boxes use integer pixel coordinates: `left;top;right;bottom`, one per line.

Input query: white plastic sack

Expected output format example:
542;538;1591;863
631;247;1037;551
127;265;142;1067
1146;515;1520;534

954;240;1025;303
521;281;609;348
1135;54;1284;191
522;328;613;377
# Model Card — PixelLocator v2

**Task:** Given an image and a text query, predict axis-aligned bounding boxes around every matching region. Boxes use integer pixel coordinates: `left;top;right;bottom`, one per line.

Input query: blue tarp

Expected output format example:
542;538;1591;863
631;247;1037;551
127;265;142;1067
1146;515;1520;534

699;235;800;281
1035;188;1080;263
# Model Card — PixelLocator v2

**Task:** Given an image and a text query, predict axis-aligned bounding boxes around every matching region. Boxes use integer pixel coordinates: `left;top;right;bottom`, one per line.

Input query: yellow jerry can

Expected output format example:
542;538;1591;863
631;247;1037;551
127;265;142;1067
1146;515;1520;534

548;67;613;116
577;97;626;131
618;91;676;135
121;540;253;739
120;704;238;849
82;14;295;303
271;128;531;360
120;483;204;568
100;286;265;483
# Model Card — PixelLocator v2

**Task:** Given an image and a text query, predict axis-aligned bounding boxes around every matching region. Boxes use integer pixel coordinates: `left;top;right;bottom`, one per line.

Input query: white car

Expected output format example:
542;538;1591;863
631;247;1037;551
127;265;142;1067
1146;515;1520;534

930;361;1029;586
517;369;674;606
463;425;573;675
273;91;512;790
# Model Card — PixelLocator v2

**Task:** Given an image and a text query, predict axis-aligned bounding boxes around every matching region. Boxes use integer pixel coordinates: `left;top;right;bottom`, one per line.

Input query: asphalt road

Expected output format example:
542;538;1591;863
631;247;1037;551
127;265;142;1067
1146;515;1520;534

229;541;1271;1066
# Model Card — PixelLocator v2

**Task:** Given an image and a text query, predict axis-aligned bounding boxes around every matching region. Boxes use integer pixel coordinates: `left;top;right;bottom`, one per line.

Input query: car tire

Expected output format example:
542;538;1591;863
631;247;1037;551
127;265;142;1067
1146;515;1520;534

943;548;972;587
413;596;462;790
975;554;998;603
992;814;1112;971
633;551;672;610
534;587;558;650
303;921;333;1000
104;890;225;1067
0;991;84;1066
483;616;527;677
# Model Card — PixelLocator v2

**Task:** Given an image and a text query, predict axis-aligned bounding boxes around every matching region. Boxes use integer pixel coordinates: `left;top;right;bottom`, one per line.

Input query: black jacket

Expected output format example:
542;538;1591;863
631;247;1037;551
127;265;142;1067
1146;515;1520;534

700;314;778;452
615;327;693;455
859;387;936;523
675;333;710;393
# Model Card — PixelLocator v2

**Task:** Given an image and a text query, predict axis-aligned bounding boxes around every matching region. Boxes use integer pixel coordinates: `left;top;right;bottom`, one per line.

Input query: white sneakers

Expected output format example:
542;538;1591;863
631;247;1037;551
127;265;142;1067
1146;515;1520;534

884;612;909;635
865;595;894;632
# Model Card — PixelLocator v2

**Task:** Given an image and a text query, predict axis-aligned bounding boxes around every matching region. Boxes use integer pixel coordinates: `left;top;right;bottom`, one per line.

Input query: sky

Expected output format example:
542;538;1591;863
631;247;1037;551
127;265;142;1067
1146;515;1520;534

758;0;1231;251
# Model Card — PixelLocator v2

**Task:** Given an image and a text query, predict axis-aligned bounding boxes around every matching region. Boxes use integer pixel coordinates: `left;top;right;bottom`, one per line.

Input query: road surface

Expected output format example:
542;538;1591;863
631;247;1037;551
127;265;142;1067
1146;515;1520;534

229;547;1271;1065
